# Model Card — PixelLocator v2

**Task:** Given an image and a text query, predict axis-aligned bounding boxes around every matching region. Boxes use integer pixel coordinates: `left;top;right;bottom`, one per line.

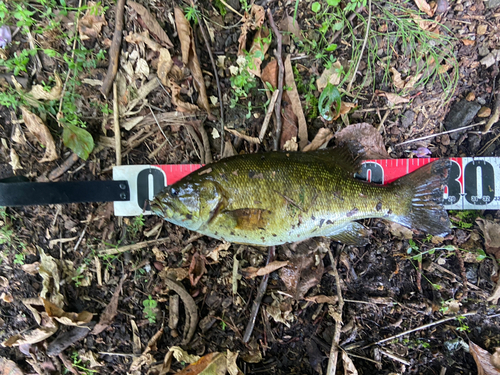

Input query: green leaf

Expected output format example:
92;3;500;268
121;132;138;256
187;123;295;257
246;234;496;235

62;123;94;160
44;49;59;57
318;83;341;121
327;0;341;6
325;44;337;52
311;2;321;12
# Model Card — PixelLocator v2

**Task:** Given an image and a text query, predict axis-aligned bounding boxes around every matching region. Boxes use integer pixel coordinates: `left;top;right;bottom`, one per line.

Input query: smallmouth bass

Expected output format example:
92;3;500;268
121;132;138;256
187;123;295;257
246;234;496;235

150;148;450;246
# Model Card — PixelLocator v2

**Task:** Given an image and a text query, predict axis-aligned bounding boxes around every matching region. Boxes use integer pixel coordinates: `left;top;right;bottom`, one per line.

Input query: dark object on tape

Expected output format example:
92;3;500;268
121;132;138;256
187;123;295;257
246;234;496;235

0;178;130;206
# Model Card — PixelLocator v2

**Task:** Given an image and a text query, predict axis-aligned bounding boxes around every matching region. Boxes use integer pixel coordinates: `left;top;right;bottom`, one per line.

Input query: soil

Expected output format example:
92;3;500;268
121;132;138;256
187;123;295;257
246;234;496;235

0;0;500;374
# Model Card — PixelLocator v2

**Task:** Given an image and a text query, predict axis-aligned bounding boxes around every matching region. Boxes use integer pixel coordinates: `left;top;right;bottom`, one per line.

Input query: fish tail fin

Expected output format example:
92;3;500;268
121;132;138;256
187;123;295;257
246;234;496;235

391;159;451;236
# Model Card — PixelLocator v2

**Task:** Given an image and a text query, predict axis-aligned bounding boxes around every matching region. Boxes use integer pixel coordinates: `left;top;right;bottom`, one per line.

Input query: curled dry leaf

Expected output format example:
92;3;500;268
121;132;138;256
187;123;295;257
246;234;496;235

332;101;357;121
390;68;423;90
157;48;173;86
303;128;334;152
125;31;162;52
174;7;213;118
389;222;414;239
342;351;359;375
42;298;93;326
175;352;228;375
29;72;63;101
237;4;266;56
414;0;435;17
376;90;410;106
170;79;201;113
2;312;58;347
92;275;126;335
279;16;302;45
335;123;390;159
189;252;207;287
9;148;22;172
317;61;342;92
128;1;173;48
469;341;500;375
238;5;269;77
170;346;201;364
241;260;289;278
284;55;308;150
304;295;338;304
476;218;500;260
39;248;64;308
410;13;439;33
79;1;107;41
21;107;58;163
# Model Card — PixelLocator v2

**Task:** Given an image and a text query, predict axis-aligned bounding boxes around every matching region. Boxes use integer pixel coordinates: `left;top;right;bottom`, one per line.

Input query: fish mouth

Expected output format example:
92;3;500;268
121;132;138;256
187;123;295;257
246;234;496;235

149;197;169;216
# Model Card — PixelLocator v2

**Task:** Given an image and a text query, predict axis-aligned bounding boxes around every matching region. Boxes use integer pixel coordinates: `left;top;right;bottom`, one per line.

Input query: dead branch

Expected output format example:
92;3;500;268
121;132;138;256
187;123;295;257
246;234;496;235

101;0;126;97
113;82;121;166
266;9;283;151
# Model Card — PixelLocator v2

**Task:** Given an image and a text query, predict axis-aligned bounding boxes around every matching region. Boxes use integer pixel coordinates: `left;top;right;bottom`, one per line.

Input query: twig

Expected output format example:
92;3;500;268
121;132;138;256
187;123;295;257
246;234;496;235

195;121;213;164
259;90;280;142
326;247;344;375
184;123;204;163
225;127;260;144
57;0;83;118
347;0;372;93
395;121;486;146
243;245;276;343
99;238;171;256
101;0;126;97
378;348;410;366
36;153;79;182
217;0;244;18
147;104;172;146
266;9;283;151
191;0;225;156
359;312;477;349
113;83;122;166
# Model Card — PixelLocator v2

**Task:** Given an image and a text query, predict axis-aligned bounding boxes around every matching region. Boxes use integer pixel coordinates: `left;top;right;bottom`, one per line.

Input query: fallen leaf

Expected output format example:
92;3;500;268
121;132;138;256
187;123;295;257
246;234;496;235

0;357;23;375
492;348;500;371
170;79;201;113
29;72;63;101
135;58;150;78
62;122;94;161
342;351;359;375
390;67;405;89
2;312;58;347
478;107;492;118
189;252;206;287
237;4;266;56
304;295;338;304
21;107;58;163
176;352;227;375
242;260;289;278
376;90;410;106
129;327;164;372
480;50;500;68
125;31;162;51
476;218;500;260
410;13;439;32
284;55;308;150
261;59;278;89
414;0;434;16
335;123;390;159
170;346;201;364
42;298;93;326
469;341;500;375
266;302;293;327
92;275;126;335
303;128;334;152
317;61;343;92
462;39;475;46
9;148;22;172
79;1;107;40
332;101;357;121
279;15;302;45
38;248;64;308
128;1;173;48
174;7;213;118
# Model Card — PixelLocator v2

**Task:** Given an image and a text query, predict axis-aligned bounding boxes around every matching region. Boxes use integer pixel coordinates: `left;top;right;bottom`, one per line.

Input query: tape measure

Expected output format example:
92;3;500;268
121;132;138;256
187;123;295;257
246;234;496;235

112;157;499;216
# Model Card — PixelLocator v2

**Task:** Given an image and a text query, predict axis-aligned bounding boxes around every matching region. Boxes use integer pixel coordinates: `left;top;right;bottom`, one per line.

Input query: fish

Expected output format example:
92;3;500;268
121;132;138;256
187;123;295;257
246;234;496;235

150;147;450;246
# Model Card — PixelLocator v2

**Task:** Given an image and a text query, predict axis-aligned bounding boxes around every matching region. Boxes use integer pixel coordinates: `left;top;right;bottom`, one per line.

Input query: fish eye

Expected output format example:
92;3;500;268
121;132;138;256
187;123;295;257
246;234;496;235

170;187;178;196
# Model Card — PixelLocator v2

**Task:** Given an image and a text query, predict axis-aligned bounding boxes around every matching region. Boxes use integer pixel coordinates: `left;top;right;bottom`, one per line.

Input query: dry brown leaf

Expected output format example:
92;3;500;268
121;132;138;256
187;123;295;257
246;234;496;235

92;275;125;335
390;67;405;89
124;31;162;51
0;357;24;375
376;90;410;106
478;107;492;118
9;148;22;172
237;5;266;56
317;61;342;92
21;107;58;163
279;15;302;45
335;123;390;159
170;79;201;113
189;252;206;287
332;101;357;121
342;352;359;375
476;218;500;260
261;59;278;89
79;1;107;41
469;341;500;375
303;128;334;152
42;298;93;326
414;0;435;16
175;352;227;375
491;348;500;371
237;5;268;77
39;248;64;308
170;346;201;364
410;13;439;32
388;222;413;239
284;55;308;150
242;261;289;278
29;72;63;101
462;39;475;46
304;295;338;304
2;312;58;347
157;48;173;86
280;97;298;149
128;1;173;48
174;7;213;118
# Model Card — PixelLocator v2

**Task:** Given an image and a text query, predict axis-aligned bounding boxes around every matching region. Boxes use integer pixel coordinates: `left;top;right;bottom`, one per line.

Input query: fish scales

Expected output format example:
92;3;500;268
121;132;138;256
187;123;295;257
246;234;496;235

151;149;450;246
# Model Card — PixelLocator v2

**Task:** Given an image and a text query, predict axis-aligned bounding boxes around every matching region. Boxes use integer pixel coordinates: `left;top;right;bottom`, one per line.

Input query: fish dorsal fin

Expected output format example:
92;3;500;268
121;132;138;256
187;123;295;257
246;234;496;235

310;145;361;175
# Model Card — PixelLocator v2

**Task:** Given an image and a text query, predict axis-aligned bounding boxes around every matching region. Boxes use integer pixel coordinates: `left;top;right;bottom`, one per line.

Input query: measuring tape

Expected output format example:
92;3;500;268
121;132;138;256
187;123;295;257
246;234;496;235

112;157;498;216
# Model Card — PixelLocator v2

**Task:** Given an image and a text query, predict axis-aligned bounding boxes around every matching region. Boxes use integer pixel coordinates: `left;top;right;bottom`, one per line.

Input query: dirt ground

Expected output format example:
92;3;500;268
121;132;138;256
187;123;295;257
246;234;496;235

0;0;500;374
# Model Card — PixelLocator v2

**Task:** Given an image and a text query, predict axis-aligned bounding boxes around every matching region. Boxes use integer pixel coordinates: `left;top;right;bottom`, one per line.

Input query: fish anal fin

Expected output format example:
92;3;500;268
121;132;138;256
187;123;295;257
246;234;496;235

227;208;272;230
328;222;372;246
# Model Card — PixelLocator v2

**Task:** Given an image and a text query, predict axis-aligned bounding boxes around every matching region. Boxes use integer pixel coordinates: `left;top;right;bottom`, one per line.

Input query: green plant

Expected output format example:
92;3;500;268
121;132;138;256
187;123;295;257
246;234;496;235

68;351;98;375
449;210;478;229
456;315;470;332
13;253;25;265
129;214;145;240
184;4;200;23
143;295;158;324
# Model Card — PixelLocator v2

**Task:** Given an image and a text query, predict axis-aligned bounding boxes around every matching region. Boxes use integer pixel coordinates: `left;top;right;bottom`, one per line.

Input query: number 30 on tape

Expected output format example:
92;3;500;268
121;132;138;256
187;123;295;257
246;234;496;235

113;157;498;216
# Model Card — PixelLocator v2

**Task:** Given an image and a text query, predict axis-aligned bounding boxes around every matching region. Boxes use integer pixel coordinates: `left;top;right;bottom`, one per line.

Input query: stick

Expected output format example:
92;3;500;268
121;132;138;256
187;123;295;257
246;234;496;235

225;127;260;144
347;0;372;93
113;82;122;166
483;88;500;133
101;0;126;97
243;246;276;343
99;238;171;256
360;312;477;349
266;9;283;151
259;90;280;141
191;0;225;156
326;247;344;375
38;153;79;182
395;121;486;146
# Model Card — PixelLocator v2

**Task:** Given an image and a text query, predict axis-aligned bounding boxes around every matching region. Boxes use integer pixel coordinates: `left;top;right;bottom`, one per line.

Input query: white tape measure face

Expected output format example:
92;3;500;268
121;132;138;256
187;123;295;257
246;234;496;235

113;157;498;216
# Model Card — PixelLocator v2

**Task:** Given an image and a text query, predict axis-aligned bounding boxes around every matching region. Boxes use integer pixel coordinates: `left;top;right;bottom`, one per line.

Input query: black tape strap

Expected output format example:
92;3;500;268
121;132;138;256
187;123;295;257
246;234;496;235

0;180;130;206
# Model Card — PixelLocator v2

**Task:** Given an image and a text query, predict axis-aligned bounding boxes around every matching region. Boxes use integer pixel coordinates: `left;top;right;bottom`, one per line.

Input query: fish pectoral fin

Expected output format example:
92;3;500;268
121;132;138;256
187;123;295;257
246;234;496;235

225;208;272;230
328;222;372;246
